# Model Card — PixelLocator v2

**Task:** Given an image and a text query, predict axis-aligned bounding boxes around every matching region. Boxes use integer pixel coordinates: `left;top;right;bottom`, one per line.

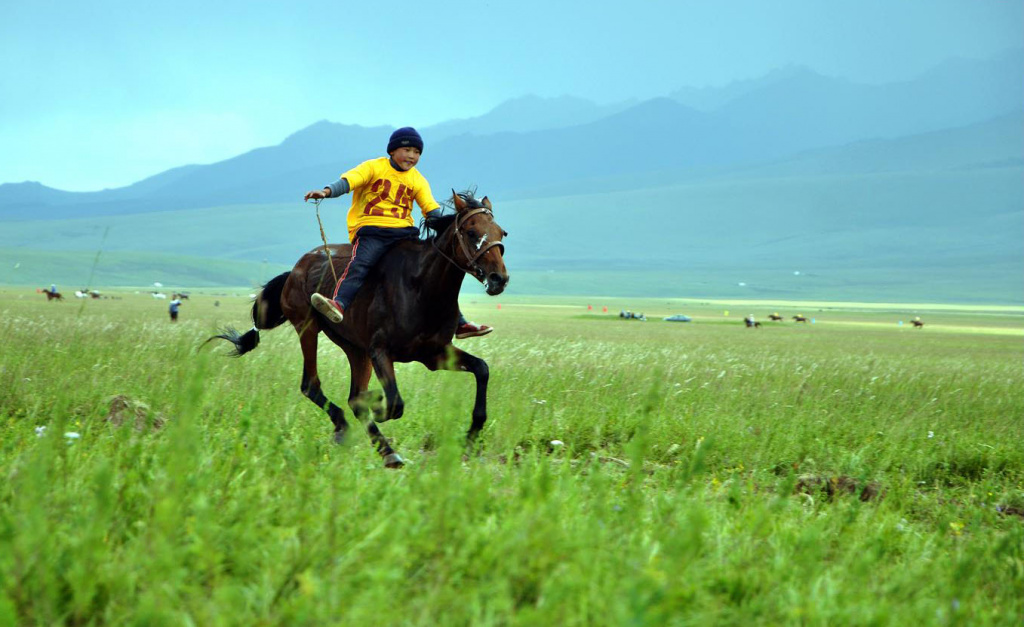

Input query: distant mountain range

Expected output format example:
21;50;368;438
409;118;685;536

426;95;637;139
3;49;1020;218
1;50;1021;302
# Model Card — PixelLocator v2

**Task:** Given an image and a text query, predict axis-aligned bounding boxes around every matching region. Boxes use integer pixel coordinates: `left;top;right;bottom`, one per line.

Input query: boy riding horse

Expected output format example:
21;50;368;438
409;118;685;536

303;127;492;339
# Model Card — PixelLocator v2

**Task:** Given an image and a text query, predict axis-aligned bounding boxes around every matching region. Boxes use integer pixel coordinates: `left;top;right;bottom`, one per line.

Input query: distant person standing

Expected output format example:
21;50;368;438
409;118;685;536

169;294;182;322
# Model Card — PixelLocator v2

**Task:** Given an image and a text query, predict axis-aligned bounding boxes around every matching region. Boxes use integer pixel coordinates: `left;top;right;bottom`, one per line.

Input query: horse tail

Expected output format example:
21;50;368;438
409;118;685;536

252;271;290;330
206;271;290;357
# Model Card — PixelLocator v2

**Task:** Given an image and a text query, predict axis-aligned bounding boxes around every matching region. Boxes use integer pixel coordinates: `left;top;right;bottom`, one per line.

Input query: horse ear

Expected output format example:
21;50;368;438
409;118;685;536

452;190;467;211
481;196;492;210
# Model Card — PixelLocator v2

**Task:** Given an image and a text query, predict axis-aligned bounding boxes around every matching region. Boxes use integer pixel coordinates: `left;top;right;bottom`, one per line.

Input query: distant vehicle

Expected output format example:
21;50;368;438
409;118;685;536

663;314;692;322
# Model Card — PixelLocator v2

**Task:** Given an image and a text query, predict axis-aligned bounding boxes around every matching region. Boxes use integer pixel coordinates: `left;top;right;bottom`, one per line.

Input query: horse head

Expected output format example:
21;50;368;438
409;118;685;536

447;191;509;295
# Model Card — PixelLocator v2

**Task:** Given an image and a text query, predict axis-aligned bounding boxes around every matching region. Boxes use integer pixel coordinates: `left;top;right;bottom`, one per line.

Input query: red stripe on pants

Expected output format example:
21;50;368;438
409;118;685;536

332;237;359;300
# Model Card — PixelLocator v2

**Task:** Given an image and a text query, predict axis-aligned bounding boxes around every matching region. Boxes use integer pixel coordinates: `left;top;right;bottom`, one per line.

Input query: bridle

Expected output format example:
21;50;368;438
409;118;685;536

432;207;505;282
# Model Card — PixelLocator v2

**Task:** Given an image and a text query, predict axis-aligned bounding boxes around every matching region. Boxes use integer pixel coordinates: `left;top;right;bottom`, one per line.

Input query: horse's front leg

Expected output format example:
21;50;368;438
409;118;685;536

431;345;490;445
369;348;404;422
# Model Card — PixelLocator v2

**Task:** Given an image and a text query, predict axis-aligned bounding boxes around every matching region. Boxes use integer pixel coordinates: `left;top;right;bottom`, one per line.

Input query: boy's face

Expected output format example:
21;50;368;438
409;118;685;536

390;146;421;171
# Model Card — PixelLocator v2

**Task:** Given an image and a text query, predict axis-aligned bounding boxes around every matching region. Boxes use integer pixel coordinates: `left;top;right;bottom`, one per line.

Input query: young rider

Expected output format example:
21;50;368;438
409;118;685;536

303;127;492;339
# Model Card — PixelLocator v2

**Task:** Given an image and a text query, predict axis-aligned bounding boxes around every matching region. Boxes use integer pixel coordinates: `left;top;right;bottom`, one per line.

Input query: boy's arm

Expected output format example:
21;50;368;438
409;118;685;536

304;179;350;201
303;160;375;201
326;179;350;197
414;175;441;217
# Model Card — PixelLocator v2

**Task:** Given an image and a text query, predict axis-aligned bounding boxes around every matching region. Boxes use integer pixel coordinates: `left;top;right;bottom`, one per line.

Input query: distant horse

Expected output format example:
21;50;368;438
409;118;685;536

912;319;924;328
745;319;762;329
768;313;783;322
208;191;509;468
792;315;809;323
43;290;63;301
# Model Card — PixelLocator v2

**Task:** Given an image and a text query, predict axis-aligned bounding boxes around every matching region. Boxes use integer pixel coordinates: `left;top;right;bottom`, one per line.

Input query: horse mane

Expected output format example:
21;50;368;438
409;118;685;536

418;187;483;240
419;214;456;240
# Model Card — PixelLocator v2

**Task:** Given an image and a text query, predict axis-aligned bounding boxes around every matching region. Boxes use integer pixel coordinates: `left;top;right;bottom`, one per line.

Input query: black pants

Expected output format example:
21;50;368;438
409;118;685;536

332;226;419;309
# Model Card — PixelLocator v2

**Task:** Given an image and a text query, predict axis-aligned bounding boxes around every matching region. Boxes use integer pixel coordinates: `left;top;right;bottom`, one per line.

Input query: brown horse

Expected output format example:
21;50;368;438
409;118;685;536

768;313;783;321
912;319;924;328
209;191;509;468
44;290;63;301
792;315;809;323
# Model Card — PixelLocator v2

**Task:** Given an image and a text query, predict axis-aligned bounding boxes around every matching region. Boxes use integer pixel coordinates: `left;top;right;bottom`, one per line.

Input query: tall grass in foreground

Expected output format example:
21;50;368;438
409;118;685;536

0;293;1022;624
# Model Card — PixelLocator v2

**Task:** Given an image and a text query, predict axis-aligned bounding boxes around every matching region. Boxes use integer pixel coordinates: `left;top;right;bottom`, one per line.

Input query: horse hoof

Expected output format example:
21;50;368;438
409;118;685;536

374;407;404;423
383;453;405;469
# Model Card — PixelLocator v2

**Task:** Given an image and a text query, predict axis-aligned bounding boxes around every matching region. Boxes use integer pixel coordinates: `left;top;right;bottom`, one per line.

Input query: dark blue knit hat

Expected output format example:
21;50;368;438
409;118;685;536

387;127;424;154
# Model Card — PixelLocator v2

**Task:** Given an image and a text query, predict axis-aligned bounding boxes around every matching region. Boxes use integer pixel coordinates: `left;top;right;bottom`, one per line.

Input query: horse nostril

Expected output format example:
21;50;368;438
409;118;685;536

488;273;506;287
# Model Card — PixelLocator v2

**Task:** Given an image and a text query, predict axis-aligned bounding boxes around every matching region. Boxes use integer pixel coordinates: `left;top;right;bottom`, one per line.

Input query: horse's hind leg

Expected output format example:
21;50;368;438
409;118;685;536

297;324;351;443
344;347;403;468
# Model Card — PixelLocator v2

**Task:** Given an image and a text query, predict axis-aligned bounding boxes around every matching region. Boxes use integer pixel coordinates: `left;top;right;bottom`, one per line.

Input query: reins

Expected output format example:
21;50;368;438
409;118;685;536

314;197;501;289
313;198;339;286
285;197;340;337
431;207;505;282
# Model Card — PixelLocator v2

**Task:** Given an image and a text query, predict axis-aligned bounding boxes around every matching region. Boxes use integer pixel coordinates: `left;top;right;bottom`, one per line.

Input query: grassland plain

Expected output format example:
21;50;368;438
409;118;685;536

2;161;1022;303
0;288;1022;625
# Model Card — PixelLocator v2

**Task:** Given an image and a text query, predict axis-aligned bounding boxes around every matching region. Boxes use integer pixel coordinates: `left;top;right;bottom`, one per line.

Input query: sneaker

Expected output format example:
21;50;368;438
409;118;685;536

456;321;493;339
311;293;344;323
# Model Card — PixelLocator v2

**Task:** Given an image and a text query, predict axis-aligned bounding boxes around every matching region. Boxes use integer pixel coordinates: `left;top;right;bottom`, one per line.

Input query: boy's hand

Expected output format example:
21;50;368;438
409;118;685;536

304;188;331;201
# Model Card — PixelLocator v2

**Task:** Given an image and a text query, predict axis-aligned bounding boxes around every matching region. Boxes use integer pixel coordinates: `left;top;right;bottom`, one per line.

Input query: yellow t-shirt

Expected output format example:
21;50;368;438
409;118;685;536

340;157;440;241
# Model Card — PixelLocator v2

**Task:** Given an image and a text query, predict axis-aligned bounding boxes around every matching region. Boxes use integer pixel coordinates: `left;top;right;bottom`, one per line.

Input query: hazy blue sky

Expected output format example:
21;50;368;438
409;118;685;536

2;0;1021;191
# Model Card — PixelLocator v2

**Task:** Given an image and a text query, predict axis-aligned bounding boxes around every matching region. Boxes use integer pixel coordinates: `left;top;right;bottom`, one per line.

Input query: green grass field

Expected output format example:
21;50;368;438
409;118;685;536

1;288;1022;624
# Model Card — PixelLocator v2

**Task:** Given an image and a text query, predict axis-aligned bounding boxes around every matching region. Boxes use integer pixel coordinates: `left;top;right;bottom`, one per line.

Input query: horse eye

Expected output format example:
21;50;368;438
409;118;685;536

467;230;478;239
